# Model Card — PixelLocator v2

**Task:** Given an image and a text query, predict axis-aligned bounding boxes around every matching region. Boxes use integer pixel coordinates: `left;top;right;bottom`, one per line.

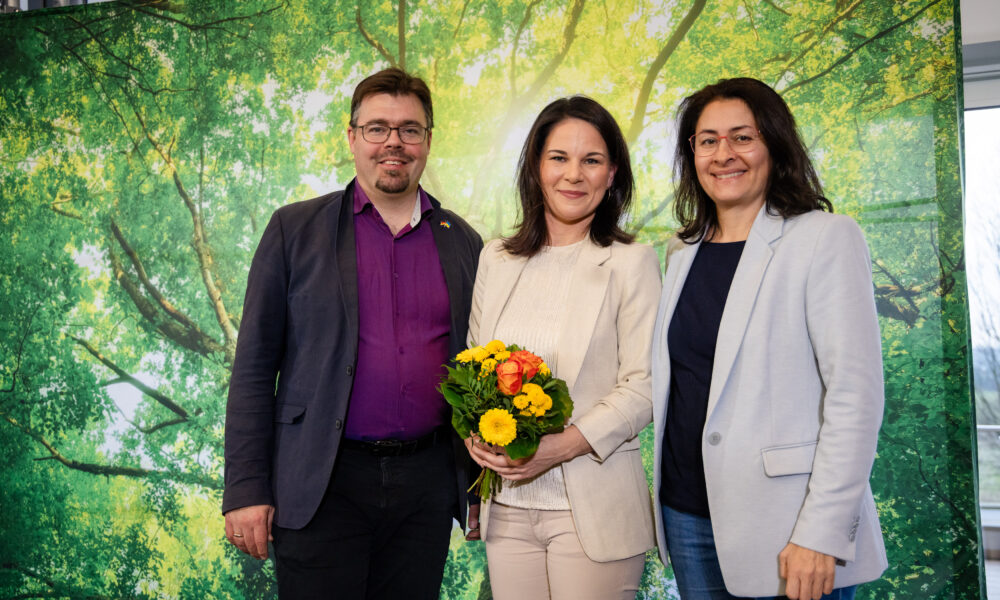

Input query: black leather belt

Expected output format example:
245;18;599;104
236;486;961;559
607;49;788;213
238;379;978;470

340;428;447;457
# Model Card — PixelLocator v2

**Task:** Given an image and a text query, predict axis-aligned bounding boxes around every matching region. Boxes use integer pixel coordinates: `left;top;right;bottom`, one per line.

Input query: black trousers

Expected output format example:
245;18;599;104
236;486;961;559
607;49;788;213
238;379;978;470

272;440;457;599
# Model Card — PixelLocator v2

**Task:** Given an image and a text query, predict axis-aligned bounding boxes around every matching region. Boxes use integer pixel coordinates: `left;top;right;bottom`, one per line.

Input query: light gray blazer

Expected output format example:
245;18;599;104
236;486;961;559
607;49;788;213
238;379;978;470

651;207;888;596
470;238;661;562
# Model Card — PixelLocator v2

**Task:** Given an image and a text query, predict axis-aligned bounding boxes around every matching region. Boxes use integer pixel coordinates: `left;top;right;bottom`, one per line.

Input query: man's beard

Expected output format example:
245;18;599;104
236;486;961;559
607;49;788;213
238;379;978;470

374;151;413;194
375;172;411;194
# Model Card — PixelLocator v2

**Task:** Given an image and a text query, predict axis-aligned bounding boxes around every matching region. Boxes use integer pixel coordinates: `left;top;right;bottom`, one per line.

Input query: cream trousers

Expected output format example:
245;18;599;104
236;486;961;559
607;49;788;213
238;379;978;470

484;503;645;600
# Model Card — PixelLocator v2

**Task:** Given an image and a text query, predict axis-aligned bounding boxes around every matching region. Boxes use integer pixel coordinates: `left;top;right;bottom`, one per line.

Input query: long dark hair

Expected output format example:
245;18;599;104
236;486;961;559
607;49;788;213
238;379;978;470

504;96;634;256
673;77;831;242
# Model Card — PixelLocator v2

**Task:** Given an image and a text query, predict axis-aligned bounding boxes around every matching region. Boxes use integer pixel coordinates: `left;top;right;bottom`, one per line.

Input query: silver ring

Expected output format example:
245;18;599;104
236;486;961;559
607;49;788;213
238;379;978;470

233;533;244;538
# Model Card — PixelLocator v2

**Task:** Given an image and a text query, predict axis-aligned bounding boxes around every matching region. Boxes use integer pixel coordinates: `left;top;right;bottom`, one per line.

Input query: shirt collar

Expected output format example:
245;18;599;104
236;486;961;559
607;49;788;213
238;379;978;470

352;178;432;228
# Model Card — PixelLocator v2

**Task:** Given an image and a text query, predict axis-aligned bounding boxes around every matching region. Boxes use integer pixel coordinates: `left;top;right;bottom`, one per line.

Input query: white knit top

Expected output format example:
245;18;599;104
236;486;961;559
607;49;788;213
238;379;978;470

492;240;584;510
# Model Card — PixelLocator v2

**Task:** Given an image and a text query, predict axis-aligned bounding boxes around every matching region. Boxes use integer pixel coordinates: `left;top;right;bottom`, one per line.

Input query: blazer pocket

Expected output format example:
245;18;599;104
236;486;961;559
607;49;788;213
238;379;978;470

274;403;306;424
761;441;817;477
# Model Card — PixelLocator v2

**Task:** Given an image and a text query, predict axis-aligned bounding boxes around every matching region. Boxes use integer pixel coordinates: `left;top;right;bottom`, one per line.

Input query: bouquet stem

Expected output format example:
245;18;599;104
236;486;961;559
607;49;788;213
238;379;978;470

468;467;503;500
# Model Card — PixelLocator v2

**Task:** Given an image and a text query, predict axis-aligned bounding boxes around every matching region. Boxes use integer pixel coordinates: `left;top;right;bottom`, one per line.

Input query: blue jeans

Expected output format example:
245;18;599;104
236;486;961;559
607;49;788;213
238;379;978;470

661;505;857;600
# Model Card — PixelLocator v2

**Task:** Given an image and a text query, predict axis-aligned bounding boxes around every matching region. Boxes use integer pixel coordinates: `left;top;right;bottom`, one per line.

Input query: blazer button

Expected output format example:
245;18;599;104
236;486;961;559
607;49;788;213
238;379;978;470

708;432;722;445
346;365;354;376
335;419;343;430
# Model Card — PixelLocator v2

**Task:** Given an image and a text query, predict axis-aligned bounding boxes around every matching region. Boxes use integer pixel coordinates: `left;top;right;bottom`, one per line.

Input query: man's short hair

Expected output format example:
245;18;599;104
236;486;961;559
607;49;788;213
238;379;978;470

350;68;433;129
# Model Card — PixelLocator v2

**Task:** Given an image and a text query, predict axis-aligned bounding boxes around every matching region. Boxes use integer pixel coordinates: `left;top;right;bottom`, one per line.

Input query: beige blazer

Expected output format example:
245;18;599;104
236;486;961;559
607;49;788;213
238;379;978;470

651;207;888;596
469;238;661;562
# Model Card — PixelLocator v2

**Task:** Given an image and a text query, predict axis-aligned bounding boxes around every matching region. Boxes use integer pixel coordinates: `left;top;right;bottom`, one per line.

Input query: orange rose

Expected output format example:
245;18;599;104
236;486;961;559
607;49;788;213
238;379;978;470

508;350;543;379
496;360;523;395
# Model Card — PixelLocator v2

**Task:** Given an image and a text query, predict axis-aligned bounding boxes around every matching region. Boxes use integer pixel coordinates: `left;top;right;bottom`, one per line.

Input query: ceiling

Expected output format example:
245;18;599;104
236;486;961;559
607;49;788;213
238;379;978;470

961;0;1000;45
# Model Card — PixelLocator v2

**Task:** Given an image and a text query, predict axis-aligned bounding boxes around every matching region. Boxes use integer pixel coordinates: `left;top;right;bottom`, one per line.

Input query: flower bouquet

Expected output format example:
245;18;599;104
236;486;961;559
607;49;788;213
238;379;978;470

439;340;573;500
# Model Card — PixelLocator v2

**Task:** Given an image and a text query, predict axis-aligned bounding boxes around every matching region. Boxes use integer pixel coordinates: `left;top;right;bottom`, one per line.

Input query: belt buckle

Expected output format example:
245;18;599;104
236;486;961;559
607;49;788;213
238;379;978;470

371;439;403;456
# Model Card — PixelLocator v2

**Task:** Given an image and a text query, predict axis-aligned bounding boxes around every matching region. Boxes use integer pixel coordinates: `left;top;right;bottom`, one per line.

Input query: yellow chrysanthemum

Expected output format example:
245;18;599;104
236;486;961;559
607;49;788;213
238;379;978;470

519;409;533;417
515;382;552;415
456;349;476;363
538;362;551;377
470;346;490;362
485;340;507;354
479;358;498;379
521;383;544;397
494;350;511;361
479;408;517;446
513;394;529;409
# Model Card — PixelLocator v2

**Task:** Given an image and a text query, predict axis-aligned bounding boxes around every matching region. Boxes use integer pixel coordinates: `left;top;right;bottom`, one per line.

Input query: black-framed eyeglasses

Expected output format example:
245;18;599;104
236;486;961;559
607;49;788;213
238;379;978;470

688;128;762;156
355;123;429;144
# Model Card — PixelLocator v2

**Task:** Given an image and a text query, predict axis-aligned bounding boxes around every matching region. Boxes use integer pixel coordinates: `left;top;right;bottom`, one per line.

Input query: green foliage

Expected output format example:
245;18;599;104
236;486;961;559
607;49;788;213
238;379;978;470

0;0;975;598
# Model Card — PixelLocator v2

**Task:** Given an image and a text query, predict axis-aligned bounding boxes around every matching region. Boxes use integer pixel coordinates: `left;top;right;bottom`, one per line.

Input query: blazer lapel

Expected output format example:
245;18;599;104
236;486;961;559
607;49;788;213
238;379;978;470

655;239;701;366
332;184;359;345
555;242;612;394
428;205;467;355
705;206;784;418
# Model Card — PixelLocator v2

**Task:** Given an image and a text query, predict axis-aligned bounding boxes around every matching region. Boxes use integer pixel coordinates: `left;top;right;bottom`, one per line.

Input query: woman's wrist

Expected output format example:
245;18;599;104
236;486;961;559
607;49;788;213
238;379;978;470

559;425;594;461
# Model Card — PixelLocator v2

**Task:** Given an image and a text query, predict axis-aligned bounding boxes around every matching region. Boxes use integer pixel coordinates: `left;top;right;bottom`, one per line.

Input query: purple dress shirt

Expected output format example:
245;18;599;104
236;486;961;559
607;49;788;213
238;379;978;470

344;182;452;441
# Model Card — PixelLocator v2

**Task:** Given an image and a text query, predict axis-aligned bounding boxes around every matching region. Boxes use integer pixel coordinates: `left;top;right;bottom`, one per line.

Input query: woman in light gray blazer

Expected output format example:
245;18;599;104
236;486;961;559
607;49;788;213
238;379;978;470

651;78;887;600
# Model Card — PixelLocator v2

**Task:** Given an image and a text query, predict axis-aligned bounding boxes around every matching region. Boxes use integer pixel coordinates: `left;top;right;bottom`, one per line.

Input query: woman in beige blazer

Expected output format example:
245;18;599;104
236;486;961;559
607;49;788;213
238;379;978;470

464;96;660;600
651;78;887;600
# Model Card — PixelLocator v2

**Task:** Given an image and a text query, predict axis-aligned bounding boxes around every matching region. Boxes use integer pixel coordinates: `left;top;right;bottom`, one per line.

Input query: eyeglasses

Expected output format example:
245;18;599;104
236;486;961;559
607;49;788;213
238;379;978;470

355;123;429;144
688;128;762;156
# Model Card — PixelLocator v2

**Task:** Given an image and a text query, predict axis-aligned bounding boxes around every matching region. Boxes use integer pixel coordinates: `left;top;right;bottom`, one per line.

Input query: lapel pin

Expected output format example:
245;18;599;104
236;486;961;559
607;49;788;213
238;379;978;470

439;220;451;229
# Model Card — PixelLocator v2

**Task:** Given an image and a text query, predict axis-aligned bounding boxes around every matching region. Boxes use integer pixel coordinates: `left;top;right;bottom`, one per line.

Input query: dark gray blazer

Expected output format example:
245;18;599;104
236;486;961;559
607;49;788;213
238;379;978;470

222;180;483;529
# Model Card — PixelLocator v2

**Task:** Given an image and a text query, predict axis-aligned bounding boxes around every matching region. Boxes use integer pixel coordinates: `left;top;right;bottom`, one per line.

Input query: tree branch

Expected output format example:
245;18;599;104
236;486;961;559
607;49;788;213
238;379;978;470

509;0;544;99
874;260;922;322
762;0;791;17
740;0;761;41
1;562;58;592
108;218;224;352
0;562;109;600
2;304;41;395
517;0;586;106
625;0;706;145
123;0;286;33
398;0;407;71
141;417;190;434
71;336;189;419
124;101;238;361
169;169;239;361
2;413;222;490
356;3;396;66
771;0;863;88
35;22;194;99
106;245;227;357
881;434;976;535
452;0;473;42
629;192;675;235
780;0;943;95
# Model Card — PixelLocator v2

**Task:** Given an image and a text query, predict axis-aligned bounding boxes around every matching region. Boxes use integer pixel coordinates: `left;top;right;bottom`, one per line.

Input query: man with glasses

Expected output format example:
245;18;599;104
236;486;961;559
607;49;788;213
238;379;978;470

222;68;483;598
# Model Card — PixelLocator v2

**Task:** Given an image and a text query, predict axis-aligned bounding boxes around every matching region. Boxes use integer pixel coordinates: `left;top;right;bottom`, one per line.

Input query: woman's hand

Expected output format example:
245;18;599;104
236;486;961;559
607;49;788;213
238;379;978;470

779;542;836;600
466;426;593;481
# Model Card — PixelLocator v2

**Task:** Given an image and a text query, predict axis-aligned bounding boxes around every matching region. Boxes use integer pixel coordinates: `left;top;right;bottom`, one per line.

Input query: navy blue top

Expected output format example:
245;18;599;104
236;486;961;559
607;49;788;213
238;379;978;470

659;240;745;516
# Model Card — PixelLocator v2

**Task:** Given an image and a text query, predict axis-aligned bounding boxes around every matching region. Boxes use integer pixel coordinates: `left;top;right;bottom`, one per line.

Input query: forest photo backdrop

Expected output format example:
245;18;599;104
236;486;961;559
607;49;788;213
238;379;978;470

0;0;979;598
